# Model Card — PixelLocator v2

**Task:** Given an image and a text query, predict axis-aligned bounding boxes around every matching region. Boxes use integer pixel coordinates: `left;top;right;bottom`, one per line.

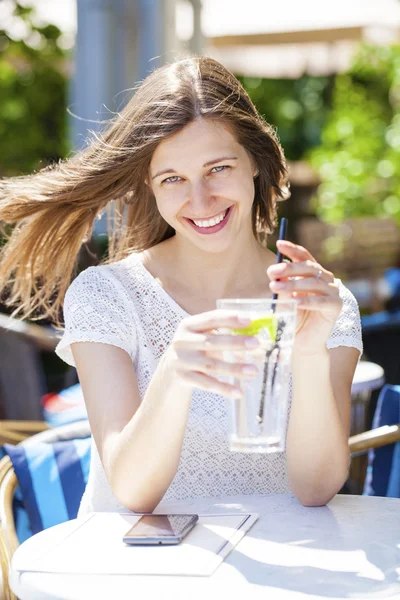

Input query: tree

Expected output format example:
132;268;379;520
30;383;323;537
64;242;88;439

0;1;69;176
238;74;332;162
310;44;400;226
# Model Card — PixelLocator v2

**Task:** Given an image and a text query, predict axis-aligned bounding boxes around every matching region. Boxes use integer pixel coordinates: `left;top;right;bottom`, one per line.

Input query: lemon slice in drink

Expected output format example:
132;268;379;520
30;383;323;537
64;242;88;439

232;315;278;342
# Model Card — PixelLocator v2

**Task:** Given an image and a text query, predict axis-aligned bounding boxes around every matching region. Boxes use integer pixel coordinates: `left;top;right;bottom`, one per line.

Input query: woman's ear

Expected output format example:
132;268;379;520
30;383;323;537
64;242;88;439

144;177;155;193
144;167;153;188
252;160;259;178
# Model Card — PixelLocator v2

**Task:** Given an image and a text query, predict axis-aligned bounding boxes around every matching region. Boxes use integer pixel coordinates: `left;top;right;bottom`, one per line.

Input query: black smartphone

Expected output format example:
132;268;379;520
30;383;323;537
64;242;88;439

123;513;199;545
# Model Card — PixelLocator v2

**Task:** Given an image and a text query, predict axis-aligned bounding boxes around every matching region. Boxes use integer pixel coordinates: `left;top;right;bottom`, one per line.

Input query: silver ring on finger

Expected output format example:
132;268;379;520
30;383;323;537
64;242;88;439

316;269;323;281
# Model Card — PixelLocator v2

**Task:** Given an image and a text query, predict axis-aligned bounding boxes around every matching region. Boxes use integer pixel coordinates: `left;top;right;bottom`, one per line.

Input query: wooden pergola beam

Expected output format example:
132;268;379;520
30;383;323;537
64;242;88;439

210;26;364;48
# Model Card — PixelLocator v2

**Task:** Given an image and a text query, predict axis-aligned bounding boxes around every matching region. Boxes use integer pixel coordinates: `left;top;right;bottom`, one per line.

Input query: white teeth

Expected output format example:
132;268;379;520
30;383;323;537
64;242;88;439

192;209;228;228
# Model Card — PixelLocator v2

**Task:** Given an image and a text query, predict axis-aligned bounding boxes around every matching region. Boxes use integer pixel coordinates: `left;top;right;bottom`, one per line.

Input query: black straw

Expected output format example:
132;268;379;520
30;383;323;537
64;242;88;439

257;217;288;424
272;217;288;305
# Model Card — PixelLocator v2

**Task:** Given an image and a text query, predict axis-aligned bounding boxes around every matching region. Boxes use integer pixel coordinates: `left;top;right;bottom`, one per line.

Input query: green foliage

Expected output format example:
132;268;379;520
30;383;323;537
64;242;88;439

238;74;332;161
0;1;70;176
310;44;400;225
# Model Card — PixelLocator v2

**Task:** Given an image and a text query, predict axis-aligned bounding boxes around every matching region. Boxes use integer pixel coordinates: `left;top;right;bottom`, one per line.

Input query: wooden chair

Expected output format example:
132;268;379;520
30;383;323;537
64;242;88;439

349;425;400;457
0;456;18;600
348;383;400;493
0;420;50;445
0;420;91;600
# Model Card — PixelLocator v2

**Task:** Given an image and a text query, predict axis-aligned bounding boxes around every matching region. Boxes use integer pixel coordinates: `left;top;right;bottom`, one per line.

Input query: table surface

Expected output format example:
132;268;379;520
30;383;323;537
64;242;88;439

10;494;400;600
351;361;385;394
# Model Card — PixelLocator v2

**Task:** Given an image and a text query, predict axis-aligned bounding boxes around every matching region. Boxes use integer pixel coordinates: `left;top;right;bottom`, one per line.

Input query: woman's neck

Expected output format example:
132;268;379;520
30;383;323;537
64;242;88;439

147;232;276;302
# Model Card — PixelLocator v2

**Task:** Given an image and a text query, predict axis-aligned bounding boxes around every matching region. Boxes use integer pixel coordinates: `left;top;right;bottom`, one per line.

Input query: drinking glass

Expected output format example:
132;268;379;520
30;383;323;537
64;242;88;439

216;298;297;453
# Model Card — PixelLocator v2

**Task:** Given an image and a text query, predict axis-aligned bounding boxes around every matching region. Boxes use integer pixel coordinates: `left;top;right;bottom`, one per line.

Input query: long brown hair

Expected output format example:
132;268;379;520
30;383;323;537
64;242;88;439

0;56;288;327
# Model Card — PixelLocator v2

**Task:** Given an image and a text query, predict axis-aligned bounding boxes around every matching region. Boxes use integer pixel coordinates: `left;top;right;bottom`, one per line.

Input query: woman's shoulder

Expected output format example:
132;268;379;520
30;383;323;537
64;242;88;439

64;251;166;324
58;257;141;367
67;252;146;296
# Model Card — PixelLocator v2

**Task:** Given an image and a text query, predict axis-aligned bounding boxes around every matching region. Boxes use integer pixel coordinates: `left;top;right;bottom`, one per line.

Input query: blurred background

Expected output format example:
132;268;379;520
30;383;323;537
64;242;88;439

0;1;399;432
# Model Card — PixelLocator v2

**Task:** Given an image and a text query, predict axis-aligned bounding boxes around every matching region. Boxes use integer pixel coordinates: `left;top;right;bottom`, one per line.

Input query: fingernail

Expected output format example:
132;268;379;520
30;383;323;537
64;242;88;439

271;281;286;289
269;264;286;275
245;337;259;348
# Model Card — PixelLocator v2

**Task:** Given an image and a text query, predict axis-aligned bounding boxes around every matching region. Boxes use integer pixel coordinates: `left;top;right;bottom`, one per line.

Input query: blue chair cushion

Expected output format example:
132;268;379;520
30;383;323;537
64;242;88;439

13;486;32;543
364;384;400;497
0;446;32;542
385;267;400;296
4;437;91;535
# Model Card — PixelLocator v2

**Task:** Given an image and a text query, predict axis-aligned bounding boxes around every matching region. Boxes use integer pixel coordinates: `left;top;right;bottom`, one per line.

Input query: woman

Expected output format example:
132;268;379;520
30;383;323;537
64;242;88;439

0;57;362;514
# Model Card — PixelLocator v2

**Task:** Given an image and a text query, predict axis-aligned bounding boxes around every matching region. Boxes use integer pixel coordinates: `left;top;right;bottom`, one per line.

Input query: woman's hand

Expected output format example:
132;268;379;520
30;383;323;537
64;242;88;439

167;311;262;399
267;240;343;355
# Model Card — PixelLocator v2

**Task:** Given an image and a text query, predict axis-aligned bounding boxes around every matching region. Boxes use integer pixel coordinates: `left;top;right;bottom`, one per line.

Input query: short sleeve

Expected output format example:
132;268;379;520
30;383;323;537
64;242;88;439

55;266;136;367
326;279;363;356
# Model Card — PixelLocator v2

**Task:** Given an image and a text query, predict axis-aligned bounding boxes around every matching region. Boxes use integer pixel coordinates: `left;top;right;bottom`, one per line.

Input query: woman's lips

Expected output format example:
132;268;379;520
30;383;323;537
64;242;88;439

184;206;233;235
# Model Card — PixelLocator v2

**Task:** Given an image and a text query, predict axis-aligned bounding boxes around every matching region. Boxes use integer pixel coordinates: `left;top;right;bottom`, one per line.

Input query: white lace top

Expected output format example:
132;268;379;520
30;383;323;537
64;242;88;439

55;252;363;515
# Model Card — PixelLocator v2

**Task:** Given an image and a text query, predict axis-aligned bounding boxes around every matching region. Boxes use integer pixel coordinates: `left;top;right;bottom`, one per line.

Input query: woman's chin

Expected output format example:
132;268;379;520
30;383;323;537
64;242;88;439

183;232;240;255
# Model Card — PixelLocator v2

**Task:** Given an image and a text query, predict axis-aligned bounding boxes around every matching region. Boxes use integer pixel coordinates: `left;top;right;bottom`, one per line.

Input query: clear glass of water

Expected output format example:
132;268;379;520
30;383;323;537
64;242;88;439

216;298;297;454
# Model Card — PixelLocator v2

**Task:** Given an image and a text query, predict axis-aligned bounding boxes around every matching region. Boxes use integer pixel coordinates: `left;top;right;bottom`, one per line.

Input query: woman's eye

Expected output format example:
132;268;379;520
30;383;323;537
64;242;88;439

162;175;181;184
210;165;230;174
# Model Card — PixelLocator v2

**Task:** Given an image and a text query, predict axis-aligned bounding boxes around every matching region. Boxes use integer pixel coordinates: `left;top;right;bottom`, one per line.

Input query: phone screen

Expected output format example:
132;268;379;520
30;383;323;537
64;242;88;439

124;514;198;539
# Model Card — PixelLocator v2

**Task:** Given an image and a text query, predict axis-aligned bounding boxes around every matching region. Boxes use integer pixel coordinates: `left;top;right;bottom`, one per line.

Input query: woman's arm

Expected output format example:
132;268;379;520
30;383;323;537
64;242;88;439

287;345;359;506
267;240;362;506
72;342;192;513
71;310;258;513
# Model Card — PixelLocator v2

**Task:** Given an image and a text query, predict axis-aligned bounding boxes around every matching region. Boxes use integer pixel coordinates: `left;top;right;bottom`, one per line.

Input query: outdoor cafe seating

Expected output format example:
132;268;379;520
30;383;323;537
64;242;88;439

0;313;399;599
1;398;400;600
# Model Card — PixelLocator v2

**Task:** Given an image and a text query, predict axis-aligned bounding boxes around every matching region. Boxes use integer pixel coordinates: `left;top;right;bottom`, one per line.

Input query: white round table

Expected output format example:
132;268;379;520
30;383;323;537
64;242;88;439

10;494;400;600
351;361;385;395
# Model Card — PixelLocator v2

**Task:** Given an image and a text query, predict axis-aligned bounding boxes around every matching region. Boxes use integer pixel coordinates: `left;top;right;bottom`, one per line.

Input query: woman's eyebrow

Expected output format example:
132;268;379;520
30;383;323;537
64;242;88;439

203;156;238;167
151;156;238;180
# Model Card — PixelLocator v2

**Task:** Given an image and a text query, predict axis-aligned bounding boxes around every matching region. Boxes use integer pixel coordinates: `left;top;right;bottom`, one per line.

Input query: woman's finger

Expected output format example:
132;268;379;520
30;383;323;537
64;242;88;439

175;350;261;380
268;259;334;283
173;332;260;352
270;278;339;295
276;240;316;263
177;370;242;399
184;309;252;333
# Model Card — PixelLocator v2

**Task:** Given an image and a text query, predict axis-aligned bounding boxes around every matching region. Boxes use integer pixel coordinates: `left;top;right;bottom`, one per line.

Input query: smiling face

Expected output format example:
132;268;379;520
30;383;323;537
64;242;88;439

149;119;258;253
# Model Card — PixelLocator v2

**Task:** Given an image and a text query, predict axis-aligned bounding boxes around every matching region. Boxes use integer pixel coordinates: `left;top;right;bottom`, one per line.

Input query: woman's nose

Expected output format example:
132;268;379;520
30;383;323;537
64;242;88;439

188;180;215;216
